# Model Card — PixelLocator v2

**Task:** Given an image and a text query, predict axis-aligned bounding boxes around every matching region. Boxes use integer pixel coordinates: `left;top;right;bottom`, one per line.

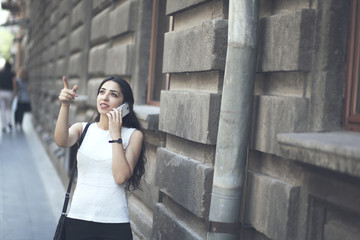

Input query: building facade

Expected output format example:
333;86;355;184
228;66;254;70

8;0;360;239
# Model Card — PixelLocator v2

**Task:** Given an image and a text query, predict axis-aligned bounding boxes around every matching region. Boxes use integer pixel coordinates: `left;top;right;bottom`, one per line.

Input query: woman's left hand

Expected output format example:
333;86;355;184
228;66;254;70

107;108;123;139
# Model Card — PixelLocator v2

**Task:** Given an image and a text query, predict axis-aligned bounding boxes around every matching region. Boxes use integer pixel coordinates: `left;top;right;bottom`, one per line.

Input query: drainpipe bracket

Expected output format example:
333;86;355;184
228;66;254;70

206;220;241;234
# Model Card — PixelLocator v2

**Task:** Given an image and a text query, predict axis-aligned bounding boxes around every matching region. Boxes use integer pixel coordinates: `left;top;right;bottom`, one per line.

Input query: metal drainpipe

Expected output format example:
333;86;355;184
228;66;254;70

207;0;259;239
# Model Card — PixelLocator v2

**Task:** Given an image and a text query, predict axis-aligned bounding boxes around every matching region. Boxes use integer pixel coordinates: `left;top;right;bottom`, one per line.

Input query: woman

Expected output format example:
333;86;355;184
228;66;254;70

14;67;31;130
0;61;16;132
54;76;146;240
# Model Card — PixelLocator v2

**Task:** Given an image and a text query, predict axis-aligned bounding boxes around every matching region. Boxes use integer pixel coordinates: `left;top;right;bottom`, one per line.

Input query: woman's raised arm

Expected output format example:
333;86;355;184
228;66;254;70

54;76;82;148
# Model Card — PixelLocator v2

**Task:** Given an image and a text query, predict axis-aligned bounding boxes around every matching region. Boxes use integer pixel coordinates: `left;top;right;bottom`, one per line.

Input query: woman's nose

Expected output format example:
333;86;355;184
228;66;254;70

101;92;110;101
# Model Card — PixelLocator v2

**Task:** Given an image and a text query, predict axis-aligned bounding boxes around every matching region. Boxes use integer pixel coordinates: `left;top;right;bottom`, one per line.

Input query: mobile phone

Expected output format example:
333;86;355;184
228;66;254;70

117;102;130;118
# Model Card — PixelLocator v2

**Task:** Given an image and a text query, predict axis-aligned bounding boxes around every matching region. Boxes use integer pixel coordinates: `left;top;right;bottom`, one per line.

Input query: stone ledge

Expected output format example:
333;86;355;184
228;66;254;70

134;105;160;131
277;132;360;178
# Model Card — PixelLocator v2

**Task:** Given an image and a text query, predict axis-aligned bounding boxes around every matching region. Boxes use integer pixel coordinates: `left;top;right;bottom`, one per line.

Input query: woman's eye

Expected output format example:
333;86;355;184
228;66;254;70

111;93;118;97
99;90;105;94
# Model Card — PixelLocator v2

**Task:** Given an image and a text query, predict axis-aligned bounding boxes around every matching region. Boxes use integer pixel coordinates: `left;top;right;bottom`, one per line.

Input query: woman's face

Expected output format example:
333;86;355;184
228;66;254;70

97;80;124;114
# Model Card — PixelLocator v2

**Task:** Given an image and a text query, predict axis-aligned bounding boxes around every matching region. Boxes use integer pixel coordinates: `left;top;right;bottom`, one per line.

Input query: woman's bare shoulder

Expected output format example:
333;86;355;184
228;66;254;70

130;129;143;142
70;122;86;138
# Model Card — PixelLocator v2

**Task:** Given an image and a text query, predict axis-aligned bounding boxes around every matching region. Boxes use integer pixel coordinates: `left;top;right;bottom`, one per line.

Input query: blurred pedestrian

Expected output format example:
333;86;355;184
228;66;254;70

54;76;146;240
0;61;16;132
14;67;31;130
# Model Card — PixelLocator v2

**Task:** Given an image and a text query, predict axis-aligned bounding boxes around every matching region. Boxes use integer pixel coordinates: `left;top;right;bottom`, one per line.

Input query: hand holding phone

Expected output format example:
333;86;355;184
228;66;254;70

117;102;130;118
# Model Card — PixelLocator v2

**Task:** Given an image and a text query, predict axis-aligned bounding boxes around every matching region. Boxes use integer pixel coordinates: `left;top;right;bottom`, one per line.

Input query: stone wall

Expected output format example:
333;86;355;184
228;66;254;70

153;0;228;239
244;0;360;240
155;0;360;239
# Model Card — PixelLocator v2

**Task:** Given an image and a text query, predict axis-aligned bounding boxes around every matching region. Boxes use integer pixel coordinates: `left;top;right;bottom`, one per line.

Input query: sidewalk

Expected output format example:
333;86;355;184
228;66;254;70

0;114;65;240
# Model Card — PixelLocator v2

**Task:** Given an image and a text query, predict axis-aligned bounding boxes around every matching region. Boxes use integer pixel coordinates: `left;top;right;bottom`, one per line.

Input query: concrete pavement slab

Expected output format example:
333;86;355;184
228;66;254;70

0;114;64;240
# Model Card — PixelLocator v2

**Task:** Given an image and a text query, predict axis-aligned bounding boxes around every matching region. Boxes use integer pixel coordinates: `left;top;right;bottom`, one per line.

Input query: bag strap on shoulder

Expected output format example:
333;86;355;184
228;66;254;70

78;122;91;147
61;122;91;214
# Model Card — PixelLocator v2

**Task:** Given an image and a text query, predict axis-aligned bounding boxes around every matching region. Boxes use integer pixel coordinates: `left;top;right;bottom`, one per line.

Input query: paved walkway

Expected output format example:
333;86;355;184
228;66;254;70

0;114;65;240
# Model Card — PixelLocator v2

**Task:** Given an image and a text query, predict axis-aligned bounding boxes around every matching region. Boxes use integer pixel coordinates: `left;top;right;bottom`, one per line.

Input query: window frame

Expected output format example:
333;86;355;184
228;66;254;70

146;0;171;106
344;0;360;131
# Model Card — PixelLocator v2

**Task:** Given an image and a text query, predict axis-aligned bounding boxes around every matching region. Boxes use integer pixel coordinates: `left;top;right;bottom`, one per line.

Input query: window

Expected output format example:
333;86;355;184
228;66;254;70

344;0;360;131
147;0;171;105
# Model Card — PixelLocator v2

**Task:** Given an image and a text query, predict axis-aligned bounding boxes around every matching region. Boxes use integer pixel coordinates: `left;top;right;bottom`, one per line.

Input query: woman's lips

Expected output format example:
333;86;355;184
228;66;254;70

100;103;109;109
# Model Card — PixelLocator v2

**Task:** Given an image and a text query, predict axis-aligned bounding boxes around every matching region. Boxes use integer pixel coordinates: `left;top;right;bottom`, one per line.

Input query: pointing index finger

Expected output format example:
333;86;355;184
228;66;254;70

62;76;69;89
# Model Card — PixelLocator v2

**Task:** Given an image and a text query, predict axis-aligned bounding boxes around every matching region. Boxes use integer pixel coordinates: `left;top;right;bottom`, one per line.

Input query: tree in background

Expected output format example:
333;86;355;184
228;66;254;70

0;27;14;67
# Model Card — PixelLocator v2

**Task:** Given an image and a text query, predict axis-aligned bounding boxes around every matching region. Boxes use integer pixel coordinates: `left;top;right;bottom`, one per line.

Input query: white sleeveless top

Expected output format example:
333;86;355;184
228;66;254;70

67;122;136;223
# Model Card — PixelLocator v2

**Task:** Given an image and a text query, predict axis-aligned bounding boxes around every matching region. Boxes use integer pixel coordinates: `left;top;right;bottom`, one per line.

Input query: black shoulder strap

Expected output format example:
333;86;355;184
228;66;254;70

61;122;91;215
78;122;91;147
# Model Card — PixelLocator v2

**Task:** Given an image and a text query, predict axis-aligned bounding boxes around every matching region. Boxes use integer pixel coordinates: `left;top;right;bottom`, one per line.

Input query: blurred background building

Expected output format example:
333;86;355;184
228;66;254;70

1;0;359;239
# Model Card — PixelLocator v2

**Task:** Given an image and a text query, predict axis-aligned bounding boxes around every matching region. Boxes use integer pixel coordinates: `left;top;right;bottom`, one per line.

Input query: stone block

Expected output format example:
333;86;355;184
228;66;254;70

308;1;349;131
41;49;48;63
71;0;85;29
57;38;67;58
128;194;153;240
105;44;134;76
40;65;46;78
108;0;136;38
142;130;165;149
57;16;69;39
48;45;56;61
68;52;83;77
162;19;227;73
69;26;85;53
159;90;221;144
172;0;227;31
257;9;315;72
131;172;158;211
46;47;53;62
43;32;50;50
251;95;309;155
323;206;360;240
152;203;204;240
91;9;110;44
324;223;360;240
55;59;65;78
58;0;70;19
170;71;223;93
244;171;300;240
156;148;213;218
88;43;108;75
43;63;49;78
133;105;160;131
307;196;360;240
50;9;58;27
87;78;103;108
132;142;160;210
166;0;209;15
72;0;81;6
166;134;216;165
49;26;58;45
92;0;111;13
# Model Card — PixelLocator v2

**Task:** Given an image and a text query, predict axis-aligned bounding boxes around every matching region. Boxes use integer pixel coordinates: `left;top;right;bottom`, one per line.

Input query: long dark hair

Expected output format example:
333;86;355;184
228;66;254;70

92;76;146;191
